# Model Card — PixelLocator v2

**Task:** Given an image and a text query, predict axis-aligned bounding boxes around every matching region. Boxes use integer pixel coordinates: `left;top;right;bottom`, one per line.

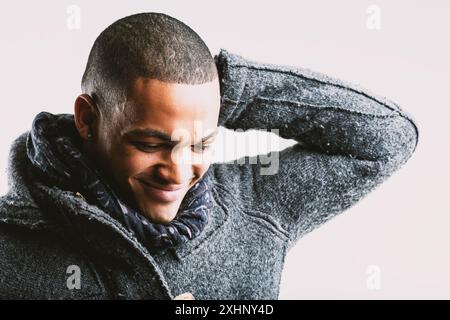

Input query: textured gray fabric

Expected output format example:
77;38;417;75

0;48;419;299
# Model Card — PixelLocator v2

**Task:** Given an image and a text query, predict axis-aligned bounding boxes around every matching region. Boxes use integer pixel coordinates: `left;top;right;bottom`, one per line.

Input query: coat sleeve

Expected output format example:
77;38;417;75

210;49;419;251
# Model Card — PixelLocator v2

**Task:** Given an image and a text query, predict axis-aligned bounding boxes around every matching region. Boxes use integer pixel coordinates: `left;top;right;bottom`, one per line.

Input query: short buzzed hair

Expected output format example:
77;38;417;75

81;12;218;120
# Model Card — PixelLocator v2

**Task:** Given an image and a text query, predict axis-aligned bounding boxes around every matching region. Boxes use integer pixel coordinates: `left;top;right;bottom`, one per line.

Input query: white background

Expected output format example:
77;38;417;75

0;0;448;299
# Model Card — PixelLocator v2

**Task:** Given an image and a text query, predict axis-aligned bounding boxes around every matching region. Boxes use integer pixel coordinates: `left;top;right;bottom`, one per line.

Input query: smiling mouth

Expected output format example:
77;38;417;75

137;179;186;202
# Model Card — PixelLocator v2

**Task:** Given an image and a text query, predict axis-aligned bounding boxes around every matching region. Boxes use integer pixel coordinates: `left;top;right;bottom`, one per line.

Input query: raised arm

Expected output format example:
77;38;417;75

211;49;419;250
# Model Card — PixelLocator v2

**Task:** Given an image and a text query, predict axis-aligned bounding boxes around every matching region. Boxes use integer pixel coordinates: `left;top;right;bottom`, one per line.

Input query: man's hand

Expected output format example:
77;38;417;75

173;292;195;300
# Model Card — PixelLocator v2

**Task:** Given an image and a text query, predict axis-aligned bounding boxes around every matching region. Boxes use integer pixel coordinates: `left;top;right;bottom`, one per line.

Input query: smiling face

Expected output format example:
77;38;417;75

78;78;221;224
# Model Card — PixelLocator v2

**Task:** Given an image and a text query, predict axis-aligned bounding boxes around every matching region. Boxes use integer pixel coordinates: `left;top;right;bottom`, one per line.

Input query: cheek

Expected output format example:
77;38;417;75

127;154;157;174
111;147;159;178
194;163;211;178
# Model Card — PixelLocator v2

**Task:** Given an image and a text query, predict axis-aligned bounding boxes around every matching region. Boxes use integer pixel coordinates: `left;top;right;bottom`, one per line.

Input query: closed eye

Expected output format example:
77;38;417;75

132;142;168;152
132;141;212;153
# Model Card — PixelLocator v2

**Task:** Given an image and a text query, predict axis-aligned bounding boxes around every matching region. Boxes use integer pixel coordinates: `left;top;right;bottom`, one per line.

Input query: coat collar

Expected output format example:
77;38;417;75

0;131;174;299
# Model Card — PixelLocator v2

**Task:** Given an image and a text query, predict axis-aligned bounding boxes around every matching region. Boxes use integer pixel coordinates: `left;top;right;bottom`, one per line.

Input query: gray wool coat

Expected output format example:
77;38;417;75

0;49;419;299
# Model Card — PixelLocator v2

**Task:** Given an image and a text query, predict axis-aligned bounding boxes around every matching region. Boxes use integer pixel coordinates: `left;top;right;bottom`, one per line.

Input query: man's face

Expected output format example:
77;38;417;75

92;78;221;224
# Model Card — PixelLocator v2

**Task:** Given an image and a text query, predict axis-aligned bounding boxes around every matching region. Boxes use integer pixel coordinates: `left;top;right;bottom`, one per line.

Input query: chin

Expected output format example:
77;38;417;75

150;213;176;225
140;201;181;224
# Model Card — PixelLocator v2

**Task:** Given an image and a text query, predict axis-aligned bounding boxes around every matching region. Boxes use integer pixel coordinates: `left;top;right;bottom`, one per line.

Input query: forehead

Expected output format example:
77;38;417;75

119;77;221;141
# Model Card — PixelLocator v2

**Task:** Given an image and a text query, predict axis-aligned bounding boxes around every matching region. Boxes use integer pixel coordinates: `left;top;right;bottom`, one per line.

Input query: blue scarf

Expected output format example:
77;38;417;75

26;111;214;254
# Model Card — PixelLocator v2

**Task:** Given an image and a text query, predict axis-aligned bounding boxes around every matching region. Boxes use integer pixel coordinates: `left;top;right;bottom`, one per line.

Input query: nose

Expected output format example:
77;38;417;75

154;151;194;187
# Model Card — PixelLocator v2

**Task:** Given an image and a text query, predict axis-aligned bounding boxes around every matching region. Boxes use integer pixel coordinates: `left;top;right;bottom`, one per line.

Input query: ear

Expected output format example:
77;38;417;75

74;93;100;141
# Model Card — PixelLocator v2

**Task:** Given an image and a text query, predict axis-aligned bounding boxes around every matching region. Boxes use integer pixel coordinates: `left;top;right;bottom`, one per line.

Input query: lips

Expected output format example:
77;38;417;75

138;179;186;202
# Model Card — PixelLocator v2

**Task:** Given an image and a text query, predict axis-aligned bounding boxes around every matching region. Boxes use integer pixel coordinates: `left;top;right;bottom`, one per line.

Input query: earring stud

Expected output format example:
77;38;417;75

87;132;93;140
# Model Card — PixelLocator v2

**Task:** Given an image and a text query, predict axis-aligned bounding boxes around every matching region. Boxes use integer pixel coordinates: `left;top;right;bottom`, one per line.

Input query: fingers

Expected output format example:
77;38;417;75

173;292;195;300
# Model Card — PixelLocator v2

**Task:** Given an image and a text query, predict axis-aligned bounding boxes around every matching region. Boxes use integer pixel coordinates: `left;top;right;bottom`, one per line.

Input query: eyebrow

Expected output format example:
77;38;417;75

124;127;219;144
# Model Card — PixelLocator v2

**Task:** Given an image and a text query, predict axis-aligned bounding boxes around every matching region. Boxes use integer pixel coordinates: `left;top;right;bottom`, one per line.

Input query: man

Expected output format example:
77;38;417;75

0;12;418;299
